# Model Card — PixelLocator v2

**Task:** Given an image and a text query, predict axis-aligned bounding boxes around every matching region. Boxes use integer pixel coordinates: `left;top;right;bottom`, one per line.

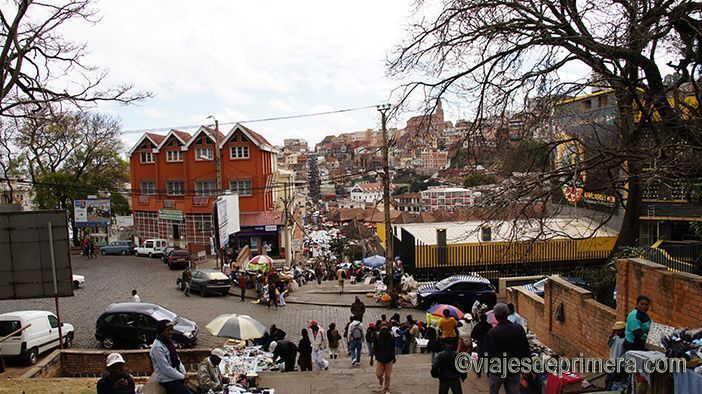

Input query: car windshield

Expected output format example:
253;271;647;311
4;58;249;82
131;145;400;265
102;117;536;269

151;306;177;322
435;277;455;291
0;320;21;336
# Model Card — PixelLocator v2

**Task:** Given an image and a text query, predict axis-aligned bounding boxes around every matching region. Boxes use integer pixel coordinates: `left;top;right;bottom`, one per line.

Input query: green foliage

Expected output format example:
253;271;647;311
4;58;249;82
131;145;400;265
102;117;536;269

463;172;497;188
111;193;131;216
496;139;551;176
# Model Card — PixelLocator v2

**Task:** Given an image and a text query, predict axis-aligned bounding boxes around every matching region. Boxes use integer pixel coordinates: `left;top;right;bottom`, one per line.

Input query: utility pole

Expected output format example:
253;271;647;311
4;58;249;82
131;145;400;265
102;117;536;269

378;104;393;292
282;182;293;267
208;116;222;269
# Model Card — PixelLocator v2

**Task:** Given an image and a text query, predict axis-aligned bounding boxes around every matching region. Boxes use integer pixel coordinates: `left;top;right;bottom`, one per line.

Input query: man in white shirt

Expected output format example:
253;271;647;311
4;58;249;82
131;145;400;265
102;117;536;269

131;289;140;303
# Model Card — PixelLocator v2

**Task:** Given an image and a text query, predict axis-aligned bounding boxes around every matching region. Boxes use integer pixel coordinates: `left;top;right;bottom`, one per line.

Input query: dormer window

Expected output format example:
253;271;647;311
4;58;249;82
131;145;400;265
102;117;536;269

230;145;249;159
195;148;213;161
166;150;183;162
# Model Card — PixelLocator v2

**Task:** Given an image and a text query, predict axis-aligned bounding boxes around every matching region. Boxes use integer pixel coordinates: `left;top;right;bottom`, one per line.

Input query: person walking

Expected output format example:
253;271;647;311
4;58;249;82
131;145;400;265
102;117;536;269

182;268;192;297
269;340;298;372
222;262;231;280
624;295;652;351
391;321;406;355
255;269;264;299
298;329;313;371
315;263;324;285
310;320;329;371
88;239;97;258
337;266;345;295
350;296;366;322
371;322;396;394
431;341;467;394
407;317;420;354
131;290;140;303
237;271;248;302
470;313;492;378
97;353;135;394
267;276;279;310
482;303;530;394
149;320;191;393
327;323;342;360
366;322;377;360
347;318;364;366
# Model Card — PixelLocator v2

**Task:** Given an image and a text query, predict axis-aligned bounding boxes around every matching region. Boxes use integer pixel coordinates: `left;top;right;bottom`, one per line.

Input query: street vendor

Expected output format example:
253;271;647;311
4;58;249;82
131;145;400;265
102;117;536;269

197;348;229;393
269;340;298;372
624;295;652;351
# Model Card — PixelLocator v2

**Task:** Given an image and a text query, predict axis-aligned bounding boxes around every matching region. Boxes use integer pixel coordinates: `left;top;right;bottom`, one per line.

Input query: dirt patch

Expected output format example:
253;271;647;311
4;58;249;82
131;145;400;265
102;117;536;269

0;378;95;394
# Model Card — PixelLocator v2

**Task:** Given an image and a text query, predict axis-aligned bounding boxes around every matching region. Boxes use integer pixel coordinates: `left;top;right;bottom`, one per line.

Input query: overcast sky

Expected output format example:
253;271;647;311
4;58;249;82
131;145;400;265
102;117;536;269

60;0;423;149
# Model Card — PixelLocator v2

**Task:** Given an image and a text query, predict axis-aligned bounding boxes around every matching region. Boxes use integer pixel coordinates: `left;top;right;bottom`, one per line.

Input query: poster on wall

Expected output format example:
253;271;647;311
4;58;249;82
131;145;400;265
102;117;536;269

74;199;111;227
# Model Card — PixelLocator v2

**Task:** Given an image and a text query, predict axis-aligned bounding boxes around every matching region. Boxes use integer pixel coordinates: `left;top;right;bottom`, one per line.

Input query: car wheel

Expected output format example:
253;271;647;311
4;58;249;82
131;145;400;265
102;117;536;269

73;280;80;289
101;250;106;255
64;333;74;348
121;250;127;256
102;337;115;349
168;263;174;270
201;287;207;297
25;347;39;365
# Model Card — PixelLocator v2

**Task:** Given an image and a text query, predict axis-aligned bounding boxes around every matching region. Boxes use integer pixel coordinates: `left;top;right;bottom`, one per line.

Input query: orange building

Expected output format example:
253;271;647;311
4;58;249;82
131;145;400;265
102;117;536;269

128;123;279;254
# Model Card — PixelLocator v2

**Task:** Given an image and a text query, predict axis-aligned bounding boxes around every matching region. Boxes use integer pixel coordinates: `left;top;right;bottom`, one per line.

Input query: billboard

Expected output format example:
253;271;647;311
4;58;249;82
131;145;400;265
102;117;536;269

0;210;73;300
215;194;240;249
74;198;111;227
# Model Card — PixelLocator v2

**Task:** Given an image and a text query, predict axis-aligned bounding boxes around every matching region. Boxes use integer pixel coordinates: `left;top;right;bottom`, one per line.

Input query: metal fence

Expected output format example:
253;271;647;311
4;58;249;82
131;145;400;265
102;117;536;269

644;243;700;273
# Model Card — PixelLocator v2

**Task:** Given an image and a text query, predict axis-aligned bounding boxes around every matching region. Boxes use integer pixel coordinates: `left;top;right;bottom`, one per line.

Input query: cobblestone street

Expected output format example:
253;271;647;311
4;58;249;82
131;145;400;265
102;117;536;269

0;255;424;351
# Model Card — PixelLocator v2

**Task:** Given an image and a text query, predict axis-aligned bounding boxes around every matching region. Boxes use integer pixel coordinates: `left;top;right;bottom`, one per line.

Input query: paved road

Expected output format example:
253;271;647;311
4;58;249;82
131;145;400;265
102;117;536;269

0;254;423;351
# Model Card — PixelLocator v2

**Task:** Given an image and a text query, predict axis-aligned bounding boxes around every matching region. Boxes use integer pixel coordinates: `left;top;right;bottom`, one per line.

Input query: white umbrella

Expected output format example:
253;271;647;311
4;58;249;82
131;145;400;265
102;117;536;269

206;314;267;340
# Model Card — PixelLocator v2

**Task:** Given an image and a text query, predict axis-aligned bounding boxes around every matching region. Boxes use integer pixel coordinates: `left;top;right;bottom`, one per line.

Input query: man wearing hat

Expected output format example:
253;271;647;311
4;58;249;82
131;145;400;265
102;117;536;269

197;348;229;393
606;321;627;390
482;303;530;394
149;320;191;393
97;353;135;394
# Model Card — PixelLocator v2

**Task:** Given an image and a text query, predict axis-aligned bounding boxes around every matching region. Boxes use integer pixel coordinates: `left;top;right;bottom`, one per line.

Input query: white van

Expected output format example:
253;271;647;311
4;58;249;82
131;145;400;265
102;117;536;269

0;311;75;365
135;238;168;257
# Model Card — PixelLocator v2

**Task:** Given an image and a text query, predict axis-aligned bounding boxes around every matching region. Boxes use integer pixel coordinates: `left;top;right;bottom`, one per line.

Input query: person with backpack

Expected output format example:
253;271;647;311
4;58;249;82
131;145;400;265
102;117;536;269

371;322;396;394
327;323;342;359
347;317;364;366
431;341;467;394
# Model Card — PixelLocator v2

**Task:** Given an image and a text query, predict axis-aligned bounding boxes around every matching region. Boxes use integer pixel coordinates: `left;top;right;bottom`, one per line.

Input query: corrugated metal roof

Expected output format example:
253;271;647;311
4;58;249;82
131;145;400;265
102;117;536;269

394;218;618;245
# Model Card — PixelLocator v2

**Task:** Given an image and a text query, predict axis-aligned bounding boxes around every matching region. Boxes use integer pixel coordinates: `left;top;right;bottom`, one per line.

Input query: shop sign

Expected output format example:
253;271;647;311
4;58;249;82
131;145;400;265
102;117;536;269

582;192;617;208
264;225;278;232
158;209;183;221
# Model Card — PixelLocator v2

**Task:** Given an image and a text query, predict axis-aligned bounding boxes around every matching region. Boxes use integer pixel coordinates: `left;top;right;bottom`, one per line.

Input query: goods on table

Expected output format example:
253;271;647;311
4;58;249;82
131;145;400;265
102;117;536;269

220;344;280;377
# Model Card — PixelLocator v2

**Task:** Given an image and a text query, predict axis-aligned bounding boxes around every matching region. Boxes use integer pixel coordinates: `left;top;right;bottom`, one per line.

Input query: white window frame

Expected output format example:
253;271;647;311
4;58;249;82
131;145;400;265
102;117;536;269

229;179;252;196
195;148;213;161
195;180;217;196
230;145;250;159
166;180;185;196
140;151;154;164
166;150;183;162
139;181;156;195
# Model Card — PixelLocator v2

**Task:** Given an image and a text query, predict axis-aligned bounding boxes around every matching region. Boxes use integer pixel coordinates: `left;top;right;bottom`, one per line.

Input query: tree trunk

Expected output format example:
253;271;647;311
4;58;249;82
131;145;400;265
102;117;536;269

615;179;641;248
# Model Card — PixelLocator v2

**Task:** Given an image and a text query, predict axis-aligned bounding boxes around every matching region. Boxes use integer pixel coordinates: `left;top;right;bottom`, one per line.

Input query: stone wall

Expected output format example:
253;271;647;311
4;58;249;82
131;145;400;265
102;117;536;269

508;258;702;358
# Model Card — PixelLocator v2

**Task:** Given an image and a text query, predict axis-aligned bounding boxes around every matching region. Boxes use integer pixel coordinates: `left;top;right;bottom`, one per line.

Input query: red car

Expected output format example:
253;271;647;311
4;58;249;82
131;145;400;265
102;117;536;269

165;250;192;270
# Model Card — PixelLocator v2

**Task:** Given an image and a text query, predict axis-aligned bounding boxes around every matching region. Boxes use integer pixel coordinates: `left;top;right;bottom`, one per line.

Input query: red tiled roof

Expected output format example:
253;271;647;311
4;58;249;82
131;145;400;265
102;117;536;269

239;211;284;227
239;124;273;147
203;126;226;141
396;193;420;199
172;129;192;142
145;132;165;144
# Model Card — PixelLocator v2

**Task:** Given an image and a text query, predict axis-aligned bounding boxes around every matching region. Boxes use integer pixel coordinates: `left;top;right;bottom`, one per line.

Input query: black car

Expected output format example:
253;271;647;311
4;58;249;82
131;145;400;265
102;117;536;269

177;269;231;296
95;302;198;349
417;274;497;310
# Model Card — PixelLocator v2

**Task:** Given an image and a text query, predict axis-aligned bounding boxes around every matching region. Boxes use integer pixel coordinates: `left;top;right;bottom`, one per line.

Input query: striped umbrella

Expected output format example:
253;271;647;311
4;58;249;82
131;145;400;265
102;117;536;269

206;314;267;340
427;304;465;320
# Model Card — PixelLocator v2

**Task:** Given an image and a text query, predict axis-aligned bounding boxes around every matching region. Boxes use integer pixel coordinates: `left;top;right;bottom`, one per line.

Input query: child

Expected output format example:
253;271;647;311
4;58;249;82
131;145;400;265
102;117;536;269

327;323;342;359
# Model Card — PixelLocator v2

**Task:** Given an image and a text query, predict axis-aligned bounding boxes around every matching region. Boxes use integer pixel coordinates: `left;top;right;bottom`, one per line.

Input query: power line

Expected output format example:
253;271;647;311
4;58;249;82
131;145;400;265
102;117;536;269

119;104;382;135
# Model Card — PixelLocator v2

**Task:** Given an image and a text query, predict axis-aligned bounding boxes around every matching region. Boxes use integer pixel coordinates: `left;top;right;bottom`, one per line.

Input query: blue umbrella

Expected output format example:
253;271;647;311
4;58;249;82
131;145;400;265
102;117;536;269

361;255;386;268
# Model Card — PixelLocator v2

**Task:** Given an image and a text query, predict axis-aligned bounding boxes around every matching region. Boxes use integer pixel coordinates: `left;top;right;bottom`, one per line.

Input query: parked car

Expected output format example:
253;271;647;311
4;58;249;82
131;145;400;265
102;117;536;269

177;269;231;296
100;240;137;255
95;302;198;349
523;276;588;298
417;274;497;310
160;247;177;264
135;239;168;258
72;274;85;289
164;249;192;270
0;311;75;365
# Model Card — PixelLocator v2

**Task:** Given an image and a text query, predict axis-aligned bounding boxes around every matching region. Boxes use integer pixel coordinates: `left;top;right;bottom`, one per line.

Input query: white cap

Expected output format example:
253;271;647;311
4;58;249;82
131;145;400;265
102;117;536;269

106;353;125;367
269;341;278;352
211;348;225;358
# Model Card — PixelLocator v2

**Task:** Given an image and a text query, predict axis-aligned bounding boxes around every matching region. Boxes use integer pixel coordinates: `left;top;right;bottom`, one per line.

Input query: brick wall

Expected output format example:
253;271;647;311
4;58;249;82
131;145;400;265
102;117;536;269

616;258;702;328
25;349;211;378
508;258;702;358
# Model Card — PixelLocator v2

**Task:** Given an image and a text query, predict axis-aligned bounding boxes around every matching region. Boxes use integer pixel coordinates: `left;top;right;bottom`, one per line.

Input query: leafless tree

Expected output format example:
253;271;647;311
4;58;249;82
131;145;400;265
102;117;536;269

388;0;702;247
0;0;149;197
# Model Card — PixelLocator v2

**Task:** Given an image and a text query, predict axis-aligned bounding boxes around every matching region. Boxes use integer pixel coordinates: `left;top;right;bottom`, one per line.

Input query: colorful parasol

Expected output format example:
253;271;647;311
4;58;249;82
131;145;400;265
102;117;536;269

427;304;465;320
